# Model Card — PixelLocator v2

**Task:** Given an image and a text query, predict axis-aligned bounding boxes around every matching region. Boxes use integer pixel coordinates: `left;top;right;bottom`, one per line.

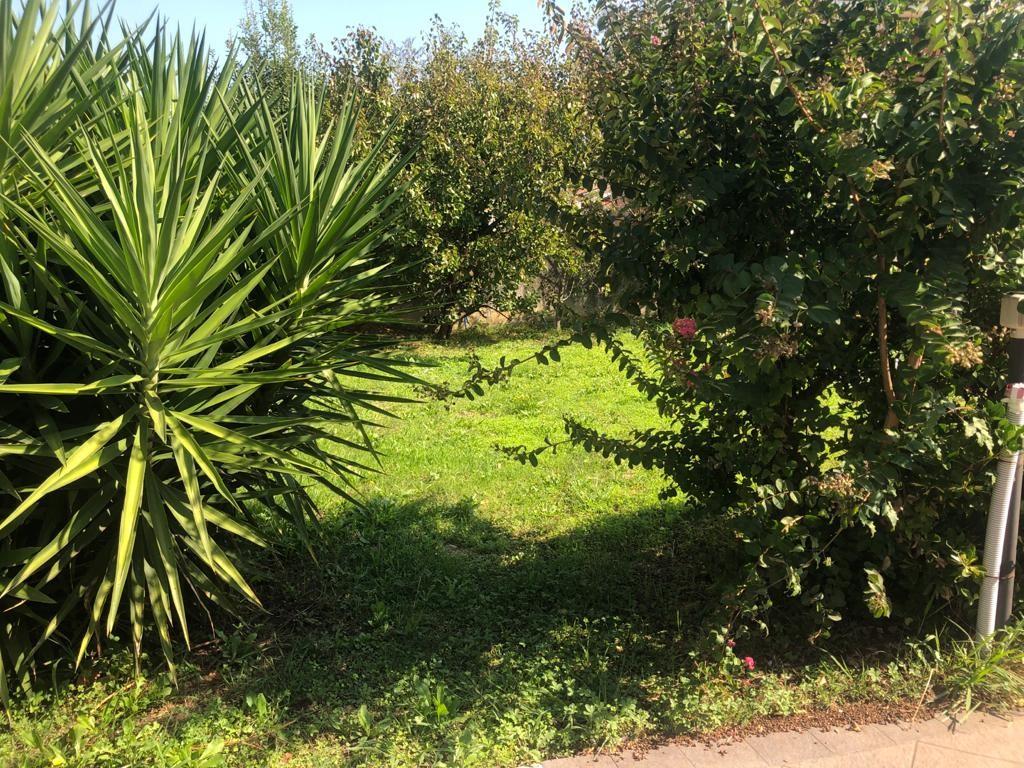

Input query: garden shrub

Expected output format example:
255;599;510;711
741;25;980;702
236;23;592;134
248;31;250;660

548;0;1024;634
244;6;603;337
345;16;599;336
0;7;408;698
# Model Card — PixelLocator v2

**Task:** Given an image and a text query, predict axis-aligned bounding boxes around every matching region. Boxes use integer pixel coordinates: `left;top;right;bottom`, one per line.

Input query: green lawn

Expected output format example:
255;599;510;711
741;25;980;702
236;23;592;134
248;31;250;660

3;327;936;768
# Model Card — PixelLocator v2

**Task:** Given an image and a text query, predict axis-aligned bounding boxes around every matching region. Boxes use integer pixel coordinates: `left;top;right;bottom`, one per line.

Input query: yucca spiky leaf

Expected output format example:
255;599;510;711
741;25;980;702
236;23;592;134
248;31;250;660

0;14;409;699
0;0;131;701
225;77;420;531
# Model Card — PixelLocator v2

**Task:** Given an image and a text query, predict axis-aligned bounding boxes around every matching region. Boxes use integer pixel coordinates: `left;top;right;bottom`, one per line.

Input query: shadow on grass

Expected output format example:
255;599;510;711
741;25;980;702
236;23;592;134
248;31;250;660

158;497;732;749
408;315;623;350
432;319;567;348
134;497;911;763
257;497;716;667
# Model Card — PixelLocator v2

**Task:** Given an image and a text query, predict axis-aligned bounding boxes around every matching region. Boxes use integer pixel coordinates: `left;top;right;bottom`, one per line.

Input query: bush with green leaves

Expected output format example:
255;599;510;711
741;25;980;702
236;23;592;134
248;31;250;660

387;11;588;335
243;6;601;337
341;15;599;336
537;0;1024;635
0;1;408;699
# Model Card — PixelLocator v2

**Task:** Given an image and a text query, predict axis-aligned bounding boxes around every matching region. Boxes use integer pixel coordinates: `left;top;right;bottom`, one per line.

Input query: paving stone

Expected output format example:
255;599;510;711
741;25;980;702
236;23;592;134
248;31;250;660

542;713;1024;767
681;739;769;767
787;743;915;768
942;711;1016;735
745;729;832;765
875;717;955;745
917;727;1024;764
606;745;695;767
812;723;896;755
544;755;617;768
912;742;1023;767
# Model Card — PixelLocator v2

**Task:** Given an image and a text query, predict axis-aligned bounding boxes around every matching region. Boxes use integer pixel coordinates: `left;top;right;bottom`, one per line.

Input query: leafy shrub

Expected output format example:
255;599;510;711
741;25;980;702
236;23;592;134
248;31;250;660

243;6;601;337
344;15;598;336
545;0;1024;634
0;4;408;699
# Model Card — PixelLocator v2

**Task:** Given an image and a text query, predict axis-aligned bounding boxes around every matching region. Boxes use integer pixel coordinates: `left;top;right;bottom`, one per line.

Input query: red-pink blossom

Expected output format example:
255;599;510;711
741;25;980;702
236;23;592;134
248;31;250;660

743;656;756;671
650;34;662;46
727;639;736;649
672;317;697;340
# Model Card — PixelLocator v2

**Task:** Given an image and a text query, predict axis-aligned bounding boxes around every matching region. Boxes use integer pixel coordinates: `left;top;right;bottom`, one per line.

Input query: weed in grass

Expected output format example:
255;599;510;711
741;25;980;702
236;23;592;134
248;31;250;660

913;622;1024;717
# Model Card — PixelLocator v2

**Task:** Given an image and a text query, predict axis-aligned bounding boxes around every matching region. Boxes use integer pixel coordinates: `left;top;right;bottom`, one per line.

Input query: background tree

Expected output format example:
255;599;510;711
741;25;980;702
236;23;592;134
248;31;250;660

233;0;306;108
389;14;596;336
244;3;601;337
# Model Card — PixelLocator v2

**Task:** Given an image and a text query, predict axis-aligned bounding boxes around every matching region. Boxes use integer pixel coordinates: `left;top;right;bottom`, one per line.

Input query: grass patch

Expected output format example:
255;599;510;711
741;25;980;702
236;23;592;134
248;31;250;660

1;325;1015;767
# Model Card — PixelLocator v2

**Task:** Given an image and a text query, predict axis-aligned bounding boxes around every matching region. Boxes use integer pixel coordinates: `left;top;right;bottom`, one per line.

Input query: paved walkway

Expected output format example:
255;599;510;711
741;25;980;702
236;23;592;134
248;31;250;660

540;712;1024;767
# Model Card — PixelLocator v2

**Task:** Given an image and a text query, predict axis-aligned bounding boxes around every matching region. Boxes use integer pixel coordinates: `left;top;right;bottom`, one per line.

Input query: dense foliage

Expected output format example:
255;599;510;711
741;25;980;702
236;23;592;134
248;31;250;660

5;0;1024;714
382;17;595;336
240;4;600;336
545;0;1024;634
0;1;408;699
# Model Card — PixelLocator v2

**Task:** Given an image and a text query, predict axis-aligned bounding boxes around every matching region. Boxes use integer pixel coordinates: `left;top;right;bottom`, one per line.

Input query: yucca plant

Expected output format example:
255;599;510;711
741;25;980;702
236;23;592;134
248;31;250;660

226;76;416;536
0;0;121;189
0;0;124;429
0;0;127;701
0;8;409;700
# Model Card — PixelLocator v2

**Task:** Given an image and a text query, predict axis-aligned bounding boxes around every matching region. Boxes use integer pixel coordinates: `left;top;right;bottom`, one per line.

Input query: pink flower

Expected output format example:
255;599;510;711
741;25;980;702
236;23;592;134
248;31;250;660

672;317;697;340
650;34;662;46
726;639;736;649
743;656;756;671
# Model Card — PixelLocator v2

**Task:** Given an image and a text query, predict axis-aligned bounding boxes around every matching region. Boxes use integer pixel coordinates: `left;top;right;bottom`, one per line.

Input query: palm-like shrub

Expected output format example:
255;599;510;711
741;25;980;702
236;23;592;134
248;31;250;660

0;6;408;698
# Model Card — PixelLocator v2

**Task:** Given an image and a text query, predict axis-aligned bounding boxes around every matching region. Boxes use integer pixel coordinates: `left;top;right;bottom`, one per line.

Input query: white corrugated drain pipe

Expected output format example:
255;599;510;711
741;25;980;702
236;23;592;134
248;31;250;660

976;383;1024;640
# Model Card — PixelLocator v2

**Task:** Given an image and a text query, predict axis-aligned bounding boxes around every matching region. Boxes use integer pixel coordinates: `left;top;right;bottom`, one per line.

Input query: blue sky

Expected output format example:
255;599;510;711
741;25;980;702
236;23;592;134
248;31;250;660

109;0;548;49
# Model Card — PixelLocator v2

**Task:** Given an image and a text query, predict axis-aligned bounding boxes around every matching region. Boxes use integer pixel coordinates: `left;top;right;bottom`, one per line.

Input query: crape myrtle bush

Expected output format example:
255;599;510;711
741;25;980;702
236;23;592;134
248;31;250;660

546;0;1024;634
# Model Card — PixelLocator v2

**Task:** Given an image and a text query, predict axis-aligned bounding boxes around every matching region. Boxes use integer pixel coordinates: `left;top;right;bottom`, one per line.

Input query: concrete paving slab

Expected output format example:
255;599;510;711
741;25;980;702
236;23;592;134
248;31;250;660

812;723;896;754
682;739;768;767
605;745;695;767
912;742;1023;767
542;747;694;768
544;756;618;768
917;726;1024;763
874;716;956;744
540;712;1024;768
788;742;915;768
745;729;832;765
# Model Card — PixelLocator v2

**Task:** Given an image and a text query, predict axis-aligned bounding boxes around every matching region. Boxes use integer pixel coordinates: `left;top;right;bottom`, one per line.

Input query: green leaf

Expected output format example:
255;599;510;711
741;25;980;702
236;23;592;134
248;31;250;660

0;374;142;395
107;425;147;633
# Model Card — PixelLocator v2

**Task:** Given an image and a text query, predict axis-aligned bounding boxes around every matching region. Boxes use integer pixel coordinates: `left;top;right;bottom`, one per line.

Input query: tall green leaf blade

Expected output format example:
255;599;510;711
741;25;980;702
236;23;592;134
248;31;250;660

106;424;147;633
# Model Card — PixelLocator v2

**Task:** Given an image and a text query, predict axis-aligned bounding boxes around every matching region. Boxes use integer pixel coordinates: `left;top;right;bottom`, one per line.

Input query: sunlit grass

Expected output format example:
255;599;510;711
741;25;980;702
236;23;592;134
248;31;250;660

0;325;981;768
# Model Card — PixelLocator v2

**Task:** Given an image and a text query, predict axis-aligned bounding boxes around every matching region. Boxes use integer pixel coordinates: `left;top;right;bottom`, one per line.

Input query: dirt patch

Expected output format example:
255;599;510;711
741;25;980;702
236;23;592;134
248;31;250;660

136;694;203;729
134;669;225;729
696;698;933;743
593;698;940;761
